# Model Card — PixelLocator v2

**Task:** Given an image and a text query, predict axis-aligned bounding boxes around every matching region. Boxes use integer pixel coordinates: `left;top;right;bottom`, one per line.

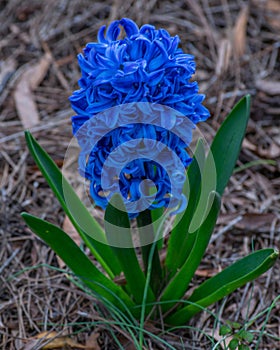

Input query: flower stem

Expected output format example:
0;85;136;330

136;209;162;294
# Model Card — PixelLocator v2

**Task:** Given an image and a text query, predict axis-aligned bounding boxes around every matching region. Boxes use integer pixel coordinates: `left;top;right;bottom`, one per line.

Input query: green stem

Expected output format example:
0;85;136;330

137;209;162;294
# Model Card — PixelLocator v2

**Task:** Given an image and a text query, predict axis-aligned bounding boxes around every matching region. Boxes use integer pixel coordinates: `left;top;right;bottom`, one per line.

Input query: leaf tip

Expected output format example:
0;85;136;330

21;212;28;219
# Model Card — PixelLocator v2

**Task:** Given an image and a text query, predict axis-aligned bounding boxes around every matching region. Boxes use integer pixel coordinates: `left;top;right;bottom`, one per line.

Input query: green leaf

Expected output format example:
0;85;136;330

21;213;135;314
160;191;220;312
136;209;163;294
24;131;121;278
209;95;251;196
219;325;232;336
165;139;206;276
238;344;250;350
151;206;165;249
104;194;155;305
166;96;250;278
166;248;278;325
233;159;276;174
229;338;239;350
230;322;242;330
238;330;254;343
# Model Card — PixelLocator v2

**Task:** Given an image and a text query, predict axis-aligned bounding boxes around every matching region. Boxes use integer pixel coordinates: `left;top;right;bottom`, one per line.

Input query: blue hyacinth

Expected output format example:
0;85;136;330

69;18;210;216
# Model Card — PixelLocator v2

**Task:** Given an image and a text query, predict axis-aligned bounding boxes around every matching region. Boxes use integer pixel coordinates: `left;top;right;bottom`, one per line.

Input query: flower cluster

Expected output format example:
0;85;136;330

69;18;210;215
70;18;209;121
74;103;193;215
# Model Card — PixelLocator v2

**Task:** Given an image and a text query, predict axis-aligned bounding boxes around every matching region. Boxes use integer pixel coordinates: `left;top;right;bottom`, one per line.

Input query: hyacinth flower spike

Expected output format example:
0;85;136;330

69;18;210;216
68;18;211;292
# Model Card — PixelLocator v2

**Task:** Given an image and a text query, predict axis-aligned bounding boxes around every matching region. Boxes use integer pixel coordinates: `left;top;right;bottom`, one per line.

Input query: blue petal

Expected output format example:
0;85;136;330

90;182;108;208
111;72;139;92
148;40;169;71
115;43;128;62
142;69;164;86
129;37;151;61
77;53;95;74
97;25;107;43
120;18;139;37
95;52;115;68
124;85;146;102
168;36;180;55
71;115;90;134
86;99;115;114
139;24;156;40
106;20;120;41
122;61;140;74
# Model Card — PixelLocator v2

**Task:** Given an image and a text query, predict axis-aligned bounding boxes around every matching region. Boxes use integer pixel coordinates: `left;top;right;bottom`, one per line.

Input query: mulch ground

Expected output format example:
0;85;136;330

0;0;279;349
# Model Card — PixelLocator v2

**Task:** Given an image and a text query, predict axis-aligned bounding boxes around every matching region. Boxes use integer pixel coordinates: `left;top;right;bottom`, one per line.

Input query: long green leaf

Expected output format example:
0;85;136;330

210;95;251;196
21;213;136;314
165;139;205;276
166;248;278;325
151;206;165;250
24;131;121;278
104;194;155;305
185;96;250;234
166;95;250;276
160;191;220;312
136;209;163;294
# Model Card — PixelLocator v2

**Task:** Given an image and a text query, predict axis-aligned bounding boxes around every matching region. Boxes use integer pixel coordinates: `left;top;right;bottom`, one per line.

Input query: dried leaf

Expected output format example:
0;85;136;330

215;38;232;76
0;319;4;329
217;213;277;233
206;328;232;349
233;5;249;57
266;0;280;30
14;53;52;129
252;0;280;31
85;331;101;350
195;268;218;277
113;272;127;286
256;79;280;96
29;331;86;349
123;344;137;350
255;173;275;197
258;142;280;158
237;213;275;232
117;338;137;350
241;288;259;319
0;58;16;92
242;138;257;152
21;339;38;350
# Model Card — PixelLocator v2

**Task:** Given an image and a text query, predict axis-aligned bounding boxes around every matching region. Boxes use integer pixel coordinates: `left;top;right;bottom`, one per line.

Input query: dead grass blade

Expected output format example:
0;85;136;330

233;5;249;58
0;57;16;94
256;79;280;96
22;331;86;349
215;38;232;76
85;331;101;350
252;0;280;31
14;53;52;129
